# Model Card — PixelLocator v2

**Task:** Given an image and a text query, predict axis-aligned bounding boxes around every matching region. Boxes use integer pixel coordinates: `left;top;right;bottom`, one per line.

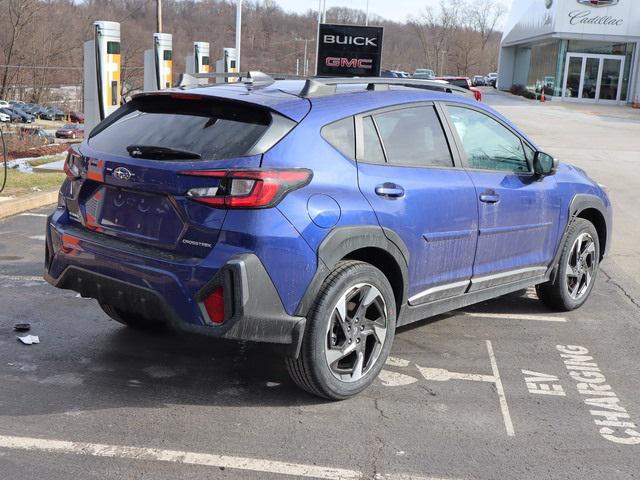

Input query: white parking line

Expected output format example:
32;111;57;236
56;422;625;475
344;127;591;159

28;235;46;241
0;274;45;282
486;340;515;437
19;213;48;218
463;312;567;322
0;434;458;480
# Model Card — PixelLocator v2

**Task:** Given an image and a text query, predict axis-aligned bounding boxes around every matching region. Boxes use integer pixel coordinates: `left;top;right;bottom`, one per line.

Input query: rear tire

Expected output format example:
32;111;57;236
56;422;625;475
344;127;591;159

286;261;396;400
536;218;600;311
99;302;162;330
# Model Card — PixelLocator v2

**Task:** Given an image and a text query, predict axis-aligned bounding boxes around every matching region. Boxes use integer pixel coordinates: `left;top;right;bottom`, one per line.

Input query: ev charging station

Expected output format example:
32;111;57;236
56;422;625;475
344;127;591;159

186;42;210;75
144;33;173;91
215;47;238;83
83;21;121;132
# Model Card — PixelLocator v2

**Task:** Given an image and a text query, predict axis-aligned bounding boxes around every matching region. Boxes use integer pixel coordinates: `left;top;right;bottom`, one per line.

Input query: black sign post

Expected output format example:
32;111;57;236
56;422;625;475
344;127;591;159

316;23;384;77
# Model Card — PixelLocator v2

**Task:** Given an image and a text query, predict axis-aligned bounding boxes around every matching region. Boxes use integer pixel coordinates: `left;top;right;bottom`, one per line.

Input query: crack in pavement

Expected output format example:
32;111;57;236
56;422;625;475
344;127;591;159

601;268;640;310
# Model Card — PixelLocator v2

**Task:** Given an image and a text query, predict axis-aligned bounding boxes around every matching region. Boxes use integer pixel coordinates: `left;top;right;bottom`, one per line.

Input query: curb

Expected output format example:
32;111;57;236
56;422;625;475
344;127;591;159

0;189;58;220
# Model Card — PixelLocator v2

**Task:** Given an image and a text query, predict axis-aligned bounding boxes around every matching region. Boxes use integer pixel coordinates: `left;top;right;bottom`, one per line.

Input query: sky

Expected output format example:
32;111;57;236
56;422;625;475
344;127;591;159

272;0;514;24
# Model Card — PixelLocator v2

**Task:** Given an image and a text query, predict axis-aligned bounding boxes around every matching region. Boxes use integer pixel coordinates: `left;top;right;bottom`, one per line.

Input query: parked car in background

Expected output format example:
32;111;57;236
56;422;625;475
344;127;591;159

46;107;66;121
0;111;10;123
69;111;85;123
413;68;435;79
0;107;22;122
434;76;482;101
9;107;35;123
19;127;55;144
472;75;486;86
381;70;402;78
55;123;84;139
486;73;498;87
0;100;9;108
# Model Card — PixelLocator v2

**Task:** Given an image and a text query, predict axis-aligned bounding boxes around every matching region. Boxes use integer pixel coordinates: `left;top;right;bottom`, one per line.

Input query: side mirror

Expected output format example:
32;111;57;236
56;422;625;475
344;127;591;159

533;151;558;176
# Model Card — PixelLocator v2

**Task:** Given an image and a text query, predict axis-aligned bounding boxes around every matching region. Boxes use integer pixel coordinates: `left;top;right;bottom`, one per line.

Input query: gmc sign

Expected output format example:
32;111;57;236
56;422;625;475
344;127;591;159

316;24;383;77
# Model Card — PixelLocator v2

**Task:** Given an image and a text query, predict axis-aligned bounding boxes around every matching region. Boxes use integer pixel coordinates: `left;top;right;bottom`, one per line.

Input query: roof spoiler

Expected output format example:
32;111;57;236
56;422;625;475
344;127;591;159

175;71;276;90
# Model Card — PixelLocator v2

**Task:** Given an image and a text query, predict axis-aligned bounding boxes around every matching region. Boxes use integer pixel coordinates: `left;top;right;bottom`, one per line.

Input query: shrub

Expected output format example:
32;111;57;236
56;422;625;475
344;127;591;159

510;84;526;96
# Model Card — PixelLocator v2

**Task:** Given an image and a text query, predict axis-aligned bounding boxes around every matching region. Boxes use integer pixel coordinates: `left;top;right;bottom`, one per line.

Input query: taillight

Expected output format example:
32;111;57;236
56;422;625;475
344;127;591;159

203;286;225;325
64;150;81;179
180;169;312;209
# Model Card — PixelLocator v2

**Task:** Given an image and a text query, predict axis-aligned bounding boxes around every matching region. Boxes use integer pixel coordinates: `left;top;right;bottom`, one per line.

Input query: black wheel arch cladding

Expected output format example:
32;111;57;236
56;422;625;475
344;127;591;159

295;225;409;318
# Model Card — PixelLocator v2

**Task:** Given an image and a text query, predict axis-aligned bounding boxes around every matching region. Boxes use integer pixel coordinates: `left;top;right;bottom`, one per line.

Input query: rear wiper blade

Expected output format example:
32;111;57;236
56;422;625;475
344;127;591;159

126;144;201;160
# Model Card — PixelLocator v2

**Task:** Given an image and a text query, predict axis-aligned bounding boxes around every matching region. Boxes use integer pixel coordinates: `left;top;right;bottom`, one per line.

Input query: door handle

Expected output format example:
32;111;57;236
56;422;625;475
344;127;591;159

479;190;500;204
375;183;405;198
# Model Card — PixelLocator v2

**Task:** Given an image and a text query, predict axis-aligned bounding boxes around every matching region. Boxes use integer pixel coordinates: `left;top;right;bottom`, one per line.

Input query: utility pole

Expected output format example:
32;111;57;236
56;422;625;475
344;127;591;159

303;38;308;76
365;0;369;26
156;0;162;33
235;0;242;72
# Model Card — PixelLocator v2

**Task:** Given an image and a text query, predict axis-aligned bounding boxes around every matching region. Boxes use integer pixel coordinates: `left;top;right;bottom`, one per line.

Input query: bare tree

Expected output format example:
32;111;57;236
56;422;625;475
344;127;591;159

0;0;41;98
468;0;506;52
410;0;464;74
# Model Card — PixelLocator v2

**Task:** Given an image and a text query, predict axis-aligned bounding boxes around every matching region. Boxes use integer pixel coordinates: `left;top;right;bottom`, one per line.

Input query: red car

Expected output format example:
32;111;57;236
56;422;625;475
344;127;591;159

55;123;84;139
434;76;482;101
69;111;85;123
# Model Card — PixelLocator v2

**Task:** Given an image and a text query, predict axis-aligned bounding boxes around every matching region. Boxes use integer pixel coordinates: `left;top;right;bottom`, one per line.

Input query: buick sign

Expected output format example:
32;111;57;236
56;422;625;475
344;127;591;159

577;0;619;6
316;24;383;77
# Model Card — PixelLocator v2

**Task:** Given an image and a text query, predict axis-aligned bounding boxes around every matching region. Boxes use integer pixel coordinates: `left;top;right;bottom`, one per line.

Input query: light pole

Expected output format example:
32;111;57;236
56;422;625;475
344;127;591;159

235;0;242;72
294;37;314;77
365;0;369;26
156;0;162;33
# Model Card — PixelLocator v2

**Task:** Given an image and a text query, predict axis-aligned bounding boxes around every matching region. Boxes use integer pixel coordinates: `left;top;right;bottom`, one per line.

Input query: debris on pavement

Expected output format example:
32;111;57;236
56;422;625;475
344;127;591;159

17;335;40;345
13;323;31;332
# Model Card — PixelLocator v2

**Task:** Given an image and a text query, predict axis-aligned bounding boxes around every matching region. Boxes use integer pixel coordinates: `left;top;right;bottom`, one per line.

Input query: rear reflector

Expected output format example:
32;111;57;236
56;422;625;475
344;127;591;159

64;150;82;179
203;286;225;325
181;169;312;209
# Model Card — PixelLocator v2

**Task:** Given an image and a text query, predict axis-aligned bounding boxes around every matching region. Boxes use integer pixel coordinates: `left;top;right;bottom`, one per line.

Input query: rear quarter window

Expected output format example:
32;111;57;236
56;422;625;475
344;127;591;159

88;96;296;161
321;117;355;159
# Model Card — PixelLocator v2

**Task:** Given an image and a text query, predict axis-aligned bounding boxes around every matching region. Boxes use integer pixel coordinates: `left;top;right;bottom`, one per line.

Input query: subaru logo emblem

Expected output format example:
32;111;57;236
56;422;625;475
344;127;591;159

113;167;133;181
577;0;618;6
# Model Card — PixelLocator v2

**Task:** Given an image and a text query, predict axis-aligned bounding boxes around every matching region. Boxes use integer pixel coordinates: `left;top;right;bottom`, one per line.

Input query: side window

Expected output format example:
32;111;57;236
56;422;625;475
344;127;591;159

447;106;530;173
321;117;355;159
373;106;453;167
360;116;386;164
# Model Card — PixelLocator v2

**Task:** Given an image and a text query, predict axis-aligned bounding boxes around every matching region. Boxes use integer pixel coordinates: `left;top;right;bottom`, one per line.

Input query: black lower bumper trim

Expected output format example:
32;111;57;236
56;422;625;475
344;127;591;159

45;253;306;358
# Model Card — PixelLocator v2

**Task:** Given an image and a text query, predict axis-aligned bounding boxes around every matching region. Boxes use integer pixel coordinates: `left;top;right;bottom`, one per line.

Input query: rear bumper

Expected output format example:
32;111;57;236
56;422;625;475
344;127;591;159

45;213;306;357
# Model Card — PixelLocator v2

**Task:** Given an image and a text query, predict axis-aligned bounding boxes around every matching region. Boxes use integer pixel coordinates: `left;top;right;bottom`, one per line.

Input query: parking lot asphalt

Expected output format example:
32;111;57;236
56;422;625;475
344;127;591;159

1;94;640;479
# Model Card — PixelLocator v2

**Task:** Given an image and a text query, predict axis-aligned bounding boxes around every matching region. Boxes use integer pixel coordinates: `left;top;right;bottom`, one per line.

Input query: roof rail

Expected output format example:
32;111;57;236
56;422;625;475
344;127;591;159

299;77;475;99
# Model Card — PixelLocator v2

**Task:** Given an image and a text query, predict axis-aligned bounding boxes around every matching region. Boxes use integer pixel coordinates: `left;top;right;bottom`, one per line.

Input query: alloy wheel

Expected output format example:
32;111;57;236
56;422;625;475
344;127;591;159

566;232;597;300
324;283;388;382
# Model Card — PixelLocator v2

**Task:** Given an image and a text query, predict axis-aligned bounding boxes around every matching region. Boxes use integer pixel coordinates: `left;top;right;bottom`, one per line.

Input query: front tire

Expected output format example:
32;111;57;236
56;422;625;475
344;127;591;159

536;218;600;311
286;261;396;400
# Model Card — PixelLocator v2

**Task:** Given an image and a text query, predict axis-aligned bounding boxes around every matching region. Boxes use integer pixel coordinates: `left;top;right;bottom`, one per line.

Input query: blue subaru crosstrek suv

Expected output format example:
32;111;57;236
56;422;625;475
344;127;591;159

45;77;612;399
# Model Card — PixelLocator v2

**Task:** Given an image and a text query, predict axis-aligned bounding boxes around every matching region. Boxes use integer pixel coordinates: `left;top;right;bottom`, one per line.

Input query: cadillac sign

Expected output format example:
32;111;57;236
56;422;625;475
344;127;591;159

316;23;383;77
570;0;623;26
576;0;619;6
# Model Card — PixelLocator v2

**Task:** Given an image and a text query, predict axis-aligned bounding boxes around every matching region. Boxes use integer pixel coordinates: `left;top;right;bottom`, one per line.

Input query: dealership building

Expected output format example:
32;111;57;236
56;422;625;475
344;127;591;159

498;0;640;104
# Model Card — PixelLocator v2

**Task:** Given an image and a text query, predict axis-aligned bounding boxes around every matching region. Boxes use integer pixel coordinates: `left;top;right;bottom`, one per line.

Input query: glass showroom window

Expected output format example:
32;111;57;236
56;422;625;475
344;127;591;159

526;41;560;96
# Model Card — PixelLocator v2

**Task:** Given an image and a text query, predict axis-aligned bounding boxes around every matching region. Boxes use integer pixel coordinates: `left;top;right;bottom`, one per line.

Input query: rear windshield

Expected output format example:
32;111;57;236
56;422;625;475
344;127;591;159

88;95;295;160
